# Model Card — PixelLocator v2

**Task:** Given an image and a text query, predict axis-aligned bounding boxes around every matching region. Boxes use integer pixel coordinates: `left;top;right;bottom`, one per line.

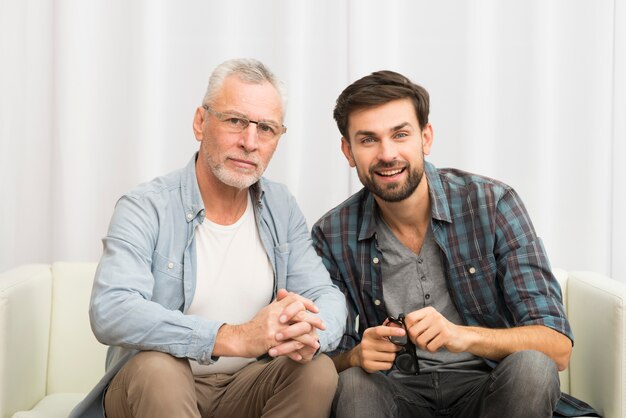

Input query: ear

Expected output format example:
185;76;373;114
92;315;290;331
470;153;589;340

193;107;205;141
421;123;434;156
341;137;356;167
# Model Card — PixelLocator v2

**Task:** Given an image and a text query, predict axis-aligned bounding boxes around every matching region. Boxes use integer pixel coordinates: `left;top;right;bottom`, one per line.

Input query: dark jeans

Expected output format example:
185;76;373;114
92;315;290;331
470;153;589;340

333;350;561;418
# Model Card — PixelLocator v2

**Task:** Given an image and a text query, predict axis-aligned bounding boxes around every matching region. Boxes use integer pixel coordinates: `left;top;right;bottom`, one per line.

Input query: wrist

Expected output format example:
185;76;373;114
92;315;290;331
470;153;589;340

214;323;246;357
349;345;362;368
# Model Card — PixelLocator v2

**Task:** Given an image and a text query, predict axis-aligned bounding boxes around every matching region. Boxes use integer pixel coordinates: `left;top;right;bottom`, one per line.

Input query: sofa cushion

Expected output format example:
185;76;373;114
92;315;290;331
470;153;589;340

47;262;106;394
0;265;51;417
12;393;87;418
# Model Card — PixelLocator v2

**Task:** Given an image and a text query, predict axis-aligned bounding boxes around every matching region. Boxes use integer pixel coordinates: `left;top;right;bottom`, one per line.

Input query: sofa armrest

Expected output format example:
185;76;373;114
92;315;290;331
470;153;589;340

567;271;626;418
0;265;52;418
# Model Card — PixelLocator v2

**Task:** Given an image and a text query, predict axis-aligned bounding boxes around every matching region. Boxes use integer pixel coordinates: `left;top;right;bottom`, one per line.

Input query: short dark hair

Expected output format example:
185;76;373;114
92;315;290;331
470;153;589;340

333;70;430;140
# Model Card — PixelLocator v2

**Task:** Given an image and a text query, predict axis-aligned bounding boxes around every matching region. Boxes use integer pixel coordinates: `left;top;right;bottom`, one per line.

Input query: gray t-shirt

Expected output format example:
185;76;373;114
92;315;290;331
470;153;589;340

377;214;485;374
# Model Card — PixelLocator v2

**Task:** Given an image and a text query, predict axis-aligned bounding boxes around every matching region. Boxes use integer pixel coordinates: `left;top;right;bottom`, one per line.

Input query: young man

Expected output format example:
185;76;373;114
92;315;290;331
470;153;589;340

70;58;346;418
312;70;598;417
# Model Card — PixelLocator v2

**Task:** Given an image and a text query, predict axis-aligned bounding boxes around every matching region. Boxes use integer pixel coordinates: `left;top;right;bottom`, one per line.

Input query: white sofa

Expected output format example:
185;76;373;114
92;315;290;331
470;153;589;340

0;263;624;418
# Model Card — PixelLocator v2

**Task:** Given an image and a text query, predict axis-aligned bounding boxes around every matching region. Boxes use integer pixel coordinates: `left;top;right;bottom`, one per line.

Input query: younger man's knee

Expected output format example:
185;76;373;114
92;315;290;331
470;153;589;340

496;350;560;401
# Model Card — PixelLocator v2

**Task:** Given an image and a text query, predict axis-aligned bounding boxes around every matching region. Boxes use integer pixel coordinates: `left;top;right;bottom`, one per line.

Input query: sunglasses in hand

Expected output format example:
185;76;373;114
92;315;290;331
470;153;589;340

385;313;420;375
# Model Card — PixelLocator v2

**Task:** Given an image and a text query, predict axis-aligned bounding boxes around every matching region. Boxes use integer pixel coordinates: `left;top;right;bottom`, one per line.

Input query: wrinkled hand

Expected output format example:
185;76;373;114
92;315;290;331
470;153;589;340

268;289;325;363
352;325;404;373
215;290;322;359
404;307;467;353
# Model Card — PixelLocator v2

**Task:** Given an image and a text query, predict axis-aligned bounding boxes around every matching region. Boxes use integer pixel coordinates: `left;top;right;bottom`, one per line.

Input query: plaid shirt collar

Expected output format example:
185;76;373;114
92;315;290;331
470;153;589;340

357;161;452;242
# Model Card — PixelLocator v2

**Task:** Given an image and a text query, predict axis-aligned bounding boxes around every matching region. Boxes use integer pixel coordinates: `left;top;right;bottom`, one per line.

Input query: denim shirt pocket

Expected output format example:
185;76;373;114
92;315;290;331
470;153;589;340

151;251;185;310
450;254;499;318
273;243;290;289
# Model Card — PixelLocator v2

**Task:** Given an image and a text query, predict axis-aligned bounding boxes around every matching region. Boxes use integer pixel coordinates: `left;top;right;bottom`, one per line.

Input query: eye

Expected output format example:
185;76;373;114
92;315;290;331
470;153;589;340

225;117;247;129
394;132;409;139
258;123;277;135
359;136;376;144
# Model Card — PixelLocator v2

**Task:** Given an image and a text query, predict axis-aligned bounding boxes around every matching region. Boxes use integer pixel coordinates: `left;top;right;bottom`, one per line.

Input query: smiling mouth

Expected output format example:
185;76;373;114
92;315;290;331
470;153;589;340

375;167;405;177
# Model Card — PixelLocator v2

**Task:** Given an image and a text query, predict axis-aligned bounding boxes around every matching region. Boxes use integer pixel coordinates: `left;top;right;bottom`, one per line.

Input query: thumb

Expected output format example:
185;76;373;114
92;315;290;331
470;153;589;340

275;288;290;301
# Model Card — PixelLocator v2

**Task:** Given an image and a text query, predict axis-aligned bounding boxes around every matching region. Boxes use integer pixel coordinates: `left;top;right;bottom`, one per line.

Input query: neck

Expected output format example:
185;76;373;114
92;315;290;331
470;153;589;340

374;176;431;252
196;159;251;225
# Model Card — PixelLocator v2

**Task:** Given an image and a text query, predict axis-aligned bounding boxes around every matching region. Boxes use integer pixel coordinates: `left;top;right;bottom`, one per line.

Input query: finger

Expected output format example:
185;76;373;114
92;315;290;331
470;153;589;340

277;292;319;315
268;340;305;357
361;339;402;357
405;306;437;327
276;288;290;301
424;333;446;353
407;314;441;343
275;322;312;342
414;326;438;350
286;332;320;350
362;359;395;373
279;300;307;324
367;325;405;340
296;346;317;363
290;310;326;330
363;349;398;364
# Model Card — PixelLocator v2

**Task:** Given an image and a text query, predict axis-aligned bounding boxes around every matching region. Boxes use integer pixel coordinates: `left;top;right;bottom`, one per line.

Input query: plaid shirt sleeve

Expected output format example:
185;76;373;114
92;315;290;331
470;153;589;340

492;188;572;338
311;216;361;356
431;167;572;341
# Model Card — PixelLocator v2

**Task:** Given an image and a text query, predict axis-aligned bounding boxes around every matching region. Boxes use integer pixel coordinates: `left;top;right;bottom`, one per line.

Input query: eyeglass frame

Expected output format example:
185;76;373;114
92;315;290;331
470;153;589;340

202;104;287;140
385;313;421;375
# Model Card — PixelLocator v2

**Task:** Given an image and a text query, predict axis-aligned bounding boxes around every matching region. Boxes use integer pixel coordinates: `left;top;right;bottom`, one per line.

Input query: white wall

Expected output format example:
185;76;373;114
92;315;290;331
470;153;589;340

1;0;624;280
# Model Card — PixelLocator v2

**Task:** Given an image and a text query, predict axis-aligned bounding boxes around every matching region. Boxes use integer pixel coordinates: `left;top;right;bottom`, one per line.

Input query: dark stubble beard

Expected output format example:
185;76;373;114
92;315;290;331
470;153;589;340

357;161;424;203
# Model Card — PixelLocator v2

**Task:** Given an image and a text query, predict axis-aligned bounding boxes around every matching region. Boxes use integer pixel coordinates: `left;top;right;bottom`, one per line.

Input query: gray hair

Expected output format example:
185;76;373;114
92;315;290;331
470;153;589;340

202;58;287;113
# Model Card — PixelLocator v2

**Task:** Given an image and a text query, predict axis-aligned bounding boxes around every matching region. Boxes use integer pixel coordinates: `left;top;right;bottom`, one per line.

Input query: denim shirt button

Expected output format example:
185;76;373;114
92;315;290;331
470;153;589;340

468;266;476;274
186;213;193;220
374;299;381;306
167;262;174;269
373;257;380;264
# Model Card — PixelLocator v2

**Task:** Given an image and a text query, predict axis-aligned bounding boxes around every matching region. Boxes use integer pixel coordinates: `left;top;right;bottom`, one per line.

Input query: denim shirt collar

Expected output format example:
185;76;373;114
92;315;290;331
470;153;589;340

181;152;265;224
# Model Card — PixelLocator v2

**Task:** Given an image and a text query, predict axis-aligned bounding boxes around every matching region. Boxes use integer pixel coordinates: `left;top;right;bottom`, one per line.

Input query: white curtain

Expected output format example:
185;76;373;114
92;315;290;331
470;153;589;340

1;0;624;281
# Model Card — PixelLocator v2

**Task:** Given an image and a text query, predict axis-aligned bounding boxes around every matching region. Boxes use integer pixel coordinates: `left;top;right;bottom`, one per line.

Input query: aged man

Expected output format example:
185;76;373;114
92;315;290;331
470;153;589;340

71;58;346;418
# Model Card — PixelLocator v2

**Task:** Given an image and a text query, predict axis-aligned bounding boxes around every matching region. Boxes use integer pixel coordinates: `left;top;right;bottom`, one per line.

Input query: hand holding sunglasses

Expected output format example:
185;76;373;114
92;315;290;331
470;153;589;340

384;313;421;375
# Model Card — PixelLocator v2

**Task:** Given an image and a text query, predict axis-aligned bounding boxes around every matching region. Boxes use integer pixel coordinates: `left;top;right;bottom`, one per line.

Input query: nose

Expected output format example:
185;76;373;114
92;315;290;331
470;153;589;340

239;123;259;152
377;138;397;162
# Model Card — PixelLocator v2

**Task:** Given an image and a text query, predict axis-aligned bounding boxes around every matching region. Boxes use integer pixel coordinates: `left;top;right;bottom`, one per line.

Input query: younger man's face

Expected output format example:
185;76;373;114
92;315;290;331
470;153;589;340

341;98;432;203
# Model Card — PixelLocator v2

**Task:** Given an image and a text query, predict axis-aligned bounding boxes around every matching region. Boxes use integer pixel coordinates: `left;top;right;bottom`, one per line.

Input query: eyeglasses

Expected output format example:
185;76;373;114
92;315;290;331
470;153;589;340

203;105;287;141
386;313;420;375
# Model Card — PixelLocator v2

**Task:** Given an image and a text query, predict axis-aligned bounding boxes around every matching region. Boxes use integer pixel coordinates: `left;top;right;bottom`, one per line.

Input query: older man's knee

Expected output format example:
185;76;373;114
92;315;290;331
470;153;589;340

120;351;195;399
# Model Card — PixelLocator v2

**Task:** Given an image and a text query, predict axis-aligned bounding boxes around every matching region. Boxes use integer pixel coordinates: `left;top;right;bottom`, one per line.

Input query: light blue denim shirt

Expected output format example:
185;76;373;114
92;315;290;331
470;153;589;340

70;153;347;418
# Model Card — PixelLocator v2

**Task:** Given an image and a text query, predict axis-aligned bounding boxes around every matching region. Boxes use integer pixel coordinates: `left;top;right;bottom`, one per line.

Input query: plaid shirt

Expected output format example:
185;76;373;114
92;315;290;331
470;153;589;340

312;161;599;417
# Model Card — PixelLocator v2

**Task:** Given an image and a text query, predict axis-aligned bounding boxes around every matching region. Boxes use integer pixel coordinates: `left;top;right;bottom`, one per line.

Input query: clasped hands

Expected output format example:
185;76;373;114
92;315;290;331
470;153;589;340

267;289;324;363
218;289;324;364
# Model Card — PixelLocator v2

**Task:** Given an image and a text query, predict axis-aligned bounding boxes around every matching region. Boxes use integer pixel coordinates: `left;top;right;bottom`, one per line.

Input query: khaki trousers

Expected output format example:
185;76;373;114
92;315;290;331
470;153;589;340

104;351;338;418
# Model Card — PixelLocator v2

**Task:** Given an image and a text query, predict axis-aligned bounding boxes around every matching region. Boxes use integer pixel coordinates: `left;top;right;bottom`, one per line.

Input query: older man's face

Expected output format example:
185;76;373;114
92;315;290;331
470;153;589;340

194;75;284;190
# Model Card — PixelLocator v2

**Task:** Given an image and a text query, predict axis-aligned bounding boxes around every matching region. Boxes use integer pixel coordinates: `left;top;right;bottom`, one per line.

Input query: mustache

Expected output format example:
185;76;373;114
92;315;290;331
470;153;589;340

370;161;408;171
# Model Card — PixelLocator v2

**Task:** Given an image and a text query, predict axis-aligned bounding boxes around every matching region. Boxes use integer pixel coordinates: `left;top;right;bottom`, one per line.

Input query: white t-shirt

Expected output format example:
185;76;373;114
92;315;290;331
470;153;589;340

187;193;274;375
